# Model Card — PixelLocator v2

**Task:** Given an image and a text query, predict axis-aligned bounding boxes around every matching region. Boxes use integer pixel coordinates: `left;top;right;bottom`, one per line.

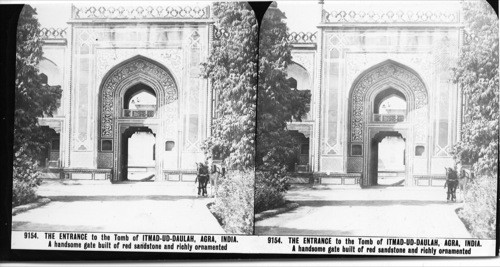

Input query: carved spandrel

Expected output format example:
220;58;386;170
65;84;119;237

349;62;428;142
96;49;183;84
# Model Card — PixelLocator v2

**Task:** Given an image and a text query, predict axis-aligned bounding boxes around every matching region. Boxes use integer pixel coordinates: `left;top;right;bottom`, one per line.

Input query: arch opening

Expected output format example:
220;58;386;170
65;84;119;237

346;60;429;187
122;83;157;118
372;88;407;123
287;62;312;121
97;56;178;182
287;62;311;90
289;130;311;172
39;126;60;169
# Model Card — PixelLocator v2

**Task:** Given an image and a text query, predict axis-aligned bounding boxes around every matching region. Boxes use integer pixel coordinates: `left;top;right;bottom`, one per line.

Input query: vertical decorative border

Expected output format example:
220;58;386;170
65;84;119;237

313;1;325;172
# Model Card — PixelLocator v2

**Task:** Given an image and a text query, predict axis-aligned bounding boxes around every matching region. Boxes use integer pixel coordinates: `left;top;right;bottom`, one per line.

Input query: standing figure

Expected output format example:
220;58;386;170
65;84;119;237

444;167;459;202
457;169;470;202
209;164;219;198
195;162;209;197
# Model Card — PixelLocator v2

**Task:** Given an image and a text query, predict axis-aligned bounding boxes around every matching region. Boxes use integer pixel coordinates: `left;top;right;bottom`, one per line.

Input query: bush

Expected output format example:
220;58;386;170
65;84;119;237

255;182;286;214
12;150;42;206
458;176;497;239
210;171;254;234
254;171;288;213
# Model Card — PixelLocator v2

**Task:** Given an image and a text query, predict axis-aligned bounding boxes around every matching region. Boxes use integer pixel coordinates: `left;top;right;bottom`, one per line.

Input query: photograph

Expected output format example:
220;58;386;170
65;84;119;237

254;0;498;242
11;1;256;237
5;0;498;259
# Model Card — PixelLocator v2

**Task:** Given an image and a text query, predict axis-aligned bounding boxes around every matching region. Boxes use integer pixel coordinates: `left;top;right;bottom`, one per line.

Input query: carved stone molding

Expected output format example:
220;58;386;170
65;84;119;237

287;32;317;44
96;48;183;84
349;61;428;142
324;9;459;24
100;57;178;138
345;52;434;90
72;5;210;20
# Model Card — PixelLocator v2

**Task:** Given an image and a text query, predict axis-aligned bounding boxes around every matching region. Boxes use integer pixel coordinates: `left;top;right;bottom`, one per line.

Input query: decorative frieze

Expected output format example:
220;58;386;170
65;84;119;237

40;28;67;39
324;9;459;24
72;5;210;19
287;32;317;44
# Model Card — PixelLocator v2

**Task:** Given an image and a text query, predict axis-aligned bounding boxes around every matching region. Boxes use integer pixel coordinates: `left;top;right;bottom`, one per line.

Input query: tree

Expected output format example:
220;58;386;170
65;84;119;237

256;3;310;178
453;0;498;177
254;3;310;213
453;0;498;239
201;2;258;234
13;5;61;205
202;2;258;171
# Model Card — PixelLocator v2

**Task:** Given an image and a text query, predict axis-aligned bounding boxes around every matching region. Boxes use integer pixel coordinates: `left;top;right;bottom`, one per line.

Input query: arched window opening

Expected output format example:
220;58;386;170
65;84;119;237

286;63;311;90
286;62;312;121
288;77;298;90
123;83;157;118
373;88;407;122
40;73;48;85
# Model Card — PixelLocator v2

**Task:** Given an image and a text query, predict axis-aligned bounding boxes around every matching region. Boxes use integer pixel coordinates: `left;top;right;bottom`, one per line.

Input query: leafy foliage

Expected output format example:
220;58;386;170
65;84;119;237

254;172;287;213
210;171;254;234
201;2;258;171
458;176;497;239
254;3;310;212
452;1;498;177
256;3;310;174
12;150;42;206
201;3;257;234
256;3;310;173
452;1;498;239
13;6;61;206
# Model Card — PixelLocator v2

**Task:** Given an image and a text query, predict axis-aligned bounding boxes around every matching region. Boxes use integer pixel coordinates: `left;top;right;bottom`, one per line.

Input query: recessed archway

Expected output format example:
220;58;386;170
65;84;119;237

347;60;429;187
97;56;178;182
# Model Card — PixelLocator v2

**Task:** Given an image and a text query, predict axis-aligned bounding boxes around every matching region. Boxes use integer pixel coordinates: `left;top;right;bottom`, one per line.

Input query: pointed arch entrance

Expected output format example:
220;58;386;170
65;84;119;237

97;56;178;182
347;60;429;187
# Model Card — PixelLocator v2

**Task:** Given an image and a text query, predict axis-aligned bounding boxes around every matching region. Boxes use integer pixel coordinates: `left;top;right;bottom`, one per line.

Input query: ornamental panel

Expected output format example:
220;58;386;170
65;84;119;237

96;48;183;86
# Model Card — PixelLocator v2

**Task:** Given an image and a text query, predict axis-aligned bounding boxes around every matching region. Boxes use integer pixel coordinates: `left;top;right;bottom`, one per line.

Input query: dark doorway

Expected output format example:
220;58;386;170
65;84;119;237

39;127;60;168
120;127;155;182
369;131;406;186
289;131;310;172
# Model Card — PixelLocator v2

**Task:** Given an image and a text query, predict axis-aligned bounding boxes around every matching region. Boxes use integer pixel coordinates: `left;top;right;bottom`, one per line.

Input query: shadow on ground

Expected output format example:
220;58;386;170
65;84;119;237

47;195;201;202
294;199;446;207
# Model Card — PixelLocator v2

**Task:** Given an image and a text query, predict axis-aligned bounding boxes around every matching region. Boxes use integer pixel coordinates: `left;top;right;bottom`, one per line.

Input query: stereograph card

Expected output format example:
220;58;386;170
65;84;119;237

1;0;498;261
